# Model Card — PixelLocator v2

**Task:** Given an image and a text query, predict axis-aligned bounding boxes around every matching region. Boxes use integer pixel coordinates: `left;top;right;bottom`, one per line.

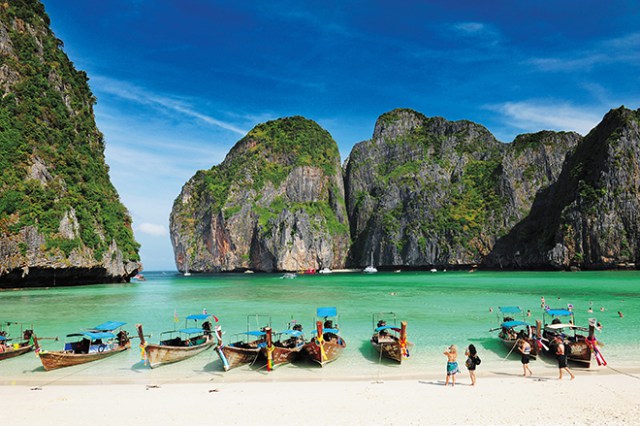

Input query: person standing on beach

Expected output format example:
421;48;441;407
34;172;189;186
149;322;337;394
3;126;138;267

464;344;480;386
443;345;459;387
518;340;533;377
554;337;575;380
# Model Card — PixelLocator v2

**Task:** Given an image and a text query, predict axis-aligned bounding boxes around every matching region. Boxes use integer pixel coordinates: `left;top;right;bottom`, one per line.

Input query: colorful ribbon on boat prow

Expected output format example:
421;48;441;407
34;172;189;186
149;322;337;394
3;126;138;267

399;336;410;358
266;345;275;371
140;342;147;363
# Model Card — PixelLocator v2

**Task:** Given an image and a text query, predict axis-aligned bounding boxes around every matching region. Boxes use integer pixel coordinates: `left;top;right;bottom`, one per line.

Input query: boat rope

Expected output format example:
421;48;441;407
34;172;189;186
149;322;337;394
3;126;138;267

604;365;640;381
374;342;384;384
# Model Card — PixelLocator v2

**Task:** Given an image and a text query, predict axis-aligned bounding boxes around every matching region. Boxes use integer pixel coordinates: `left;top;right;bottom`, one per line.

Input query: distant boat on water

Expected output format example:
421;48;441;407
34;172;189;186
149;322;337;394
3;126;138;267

363;253;377;273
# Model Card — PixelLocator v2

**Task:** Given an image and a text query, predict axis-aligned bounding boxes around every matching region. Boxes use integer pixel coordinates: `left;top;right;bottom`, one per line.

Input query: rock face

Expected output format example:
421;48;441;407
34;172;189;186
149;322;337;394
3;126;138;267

344;108;580;268
170;116;349;272
0;1;141;287
486;107;640;270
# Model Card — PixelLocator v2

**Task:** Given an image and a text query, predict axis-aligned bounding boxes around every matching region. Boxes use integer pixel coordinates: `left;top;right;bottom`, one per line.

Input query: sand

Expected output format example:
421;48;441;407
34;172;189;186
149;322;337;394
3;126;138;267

3;367;640;426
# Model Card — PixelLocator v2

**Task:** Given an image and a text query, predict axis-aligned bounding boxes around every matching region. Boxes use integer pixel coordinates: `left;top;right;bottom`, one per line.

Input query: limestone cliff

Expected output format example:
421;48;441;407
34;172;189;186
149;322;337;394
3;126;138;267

486;107;640;269
0;1;141;287
170;116;349;272
344;108;579;268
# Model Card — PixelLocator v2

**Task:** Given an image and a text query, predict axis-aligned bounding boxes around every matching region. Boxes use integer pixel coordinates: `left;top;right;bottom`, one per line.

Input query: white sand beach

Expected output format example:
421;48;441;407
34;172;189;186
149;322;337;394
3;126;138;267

4;367;640;426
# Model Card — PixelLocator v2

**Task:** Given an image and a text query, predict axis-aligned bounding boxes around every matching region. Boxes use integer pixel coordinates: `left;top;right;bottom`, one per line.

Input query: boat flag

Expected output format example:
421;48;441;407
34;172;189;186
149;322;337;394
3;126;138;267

203;308;207;314
174;309;179;323
213;315;219;322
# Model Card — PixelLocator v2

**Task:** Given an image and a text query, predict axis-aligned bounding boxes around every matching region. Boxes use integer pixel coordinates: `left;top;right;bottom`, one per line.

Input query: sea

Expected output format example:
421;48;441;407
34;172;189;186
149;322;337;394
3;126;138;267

1;270;638;385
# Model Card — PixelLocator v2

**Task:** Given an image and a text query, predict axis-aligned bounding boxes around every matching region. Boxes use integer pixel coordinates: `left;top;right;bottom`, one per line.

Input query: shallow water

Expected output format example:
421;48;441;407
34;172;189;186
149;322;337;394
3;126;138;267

1;270;638;385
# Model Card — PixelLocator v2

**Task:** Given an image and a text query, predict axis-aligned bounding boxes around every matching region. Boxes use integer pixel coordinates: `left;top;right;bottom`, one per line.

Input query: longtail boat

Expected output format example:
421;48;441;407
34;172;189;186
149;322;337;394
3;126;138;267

489;306;540;359
540;308;606;368
216;314;270;371
38;321;130;371
261;321;305;371
370;312;412;363
137;313;216;368
302;307;346;367
0;322;36;361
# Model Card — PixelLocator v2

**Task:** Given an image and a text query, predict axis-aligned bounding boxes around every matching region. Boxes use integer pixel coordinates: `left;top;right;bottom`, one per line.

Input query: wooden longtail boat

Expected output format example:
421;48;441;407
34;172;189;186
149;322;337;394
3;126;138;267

38;321;131;371
303;307;346;367
137;313;216;368
261;322;305;371
216;314;270;371
489;306;539;359
370;312;412;363
0;322;36;361
540;309;605;368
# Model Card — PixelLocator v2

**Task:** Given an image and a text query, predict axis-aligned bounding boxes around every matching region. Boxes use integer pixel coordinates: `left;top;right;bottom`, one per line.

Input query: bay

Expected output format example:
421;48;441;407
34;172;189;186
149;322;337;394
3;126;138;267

1;270;638;385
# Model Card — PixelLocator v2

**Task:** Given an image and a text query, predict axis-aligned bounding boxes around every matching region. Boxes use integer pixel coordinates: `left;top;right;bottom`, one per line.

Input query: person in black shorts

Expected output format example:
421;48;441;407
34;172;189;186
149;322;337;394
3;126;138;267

554;336;575;380
464;344;480;386
518;339;533;377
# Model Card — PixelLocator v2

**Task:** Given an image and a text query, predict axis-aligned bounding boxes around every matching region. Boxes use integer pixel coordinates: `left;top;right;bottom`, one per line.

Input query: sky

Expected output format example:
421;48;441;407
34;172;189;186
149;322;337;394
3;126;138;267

41;0;640;271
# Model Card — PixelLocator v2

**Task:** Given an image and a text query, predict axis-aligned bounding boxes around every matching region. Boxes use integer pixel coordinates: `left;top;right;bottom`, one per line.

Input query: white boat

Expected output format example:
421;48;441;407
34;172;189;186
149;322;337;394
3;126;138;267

318;268;333;274
281;273;297;279
363;253;378;273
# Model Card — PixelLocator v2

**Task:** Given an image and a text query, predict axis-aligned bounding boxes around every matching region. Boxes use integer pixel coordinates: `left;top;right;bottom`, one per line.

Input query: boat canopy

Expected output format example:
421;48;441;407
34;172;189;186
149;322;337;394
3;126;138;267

498;306;522;314
279;330;303;337
374;325;400;332
67;331;115;340
545;323;580;330
0;336;6;341
546;309;572;317
311;328;340;335
244;330;266;337
177;328;205;334
91;321;126;331
186;314;210;321
501;320;530;328
317;307;337;317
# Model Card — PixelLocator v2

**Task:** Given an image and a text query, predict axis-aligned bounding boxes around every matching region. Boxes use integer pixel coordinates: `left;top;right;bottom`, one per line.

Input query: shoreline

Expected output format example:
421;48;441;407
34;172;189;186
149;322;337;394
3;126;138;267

2;371;639;426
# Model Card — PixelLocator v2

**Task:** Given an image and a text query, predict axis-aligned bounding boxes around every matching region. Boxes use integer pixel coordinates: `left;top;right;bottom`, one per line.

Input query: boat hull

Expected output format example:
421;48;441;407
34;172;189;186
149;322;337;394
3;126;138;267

38;342;130;371
260;345;304;368
145;337;215;368
0;343;34;361
541;337;592;368
303;335;346;367
371;337;413;363
220;345;260;371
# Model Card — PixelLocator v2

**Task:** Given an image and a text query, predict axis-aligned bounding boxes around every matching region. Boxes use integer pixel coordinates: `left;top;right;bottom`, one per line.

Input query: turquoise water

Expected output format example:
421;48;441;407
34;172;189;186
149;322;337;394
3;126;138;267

1;270;638;384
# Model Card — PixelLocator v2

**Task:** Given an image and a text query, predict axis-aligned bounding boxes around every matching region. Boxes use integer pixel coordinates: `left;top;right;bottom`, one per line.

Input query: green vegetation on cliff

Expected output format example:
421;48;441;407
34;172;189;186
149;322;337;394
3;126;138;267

0;1;139;262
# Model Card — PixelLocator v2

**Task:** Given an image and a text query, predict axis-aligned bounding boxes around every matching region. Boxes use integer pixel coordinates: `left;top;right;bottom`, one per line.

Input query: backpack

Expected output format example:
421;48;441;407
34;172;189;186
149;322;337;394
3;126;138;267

475;355;481;365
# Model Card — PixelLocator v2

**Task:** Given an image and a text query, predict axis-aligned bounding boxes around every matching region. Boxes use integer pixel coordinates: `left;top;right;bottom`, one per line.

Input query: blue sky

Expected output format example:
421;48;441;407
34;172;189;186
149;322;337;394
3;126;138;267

42;0;640;271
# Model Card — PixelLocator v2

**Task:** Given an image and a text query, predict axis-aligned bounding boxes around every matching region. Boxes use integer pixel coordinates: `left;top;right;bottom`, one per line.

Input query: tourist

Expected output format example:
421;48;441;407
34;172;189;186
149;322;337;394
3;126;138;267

443;345;459;386
518;340;533;377
618;311;624;318
526;309;531;317
554;337;575;380
464;344;480;386
540;296;546;308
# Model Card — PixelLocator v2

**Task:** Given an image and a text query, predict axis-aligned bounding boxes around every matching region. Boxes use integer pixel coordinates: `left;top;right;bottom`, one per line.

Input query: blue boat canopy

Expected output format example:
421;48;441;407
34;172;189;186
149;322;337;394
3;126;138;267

498;306;522;314
0;336;6;341
311;328;340;335
91;321;126;331
317;307;337;317
186;314;211;321
546;309;572;317
374;325;400;332
501;320;530;328
279;330;303;337
67;331;115;340
244;330;266;337
178;327;205;334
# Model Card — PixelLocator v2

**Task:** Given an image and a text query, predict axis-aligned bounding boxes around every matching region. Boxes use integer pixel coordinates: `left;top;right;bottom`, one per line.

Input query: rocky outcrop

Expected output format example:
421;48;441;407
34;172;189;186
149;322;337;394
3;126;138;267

170;116;349;272
0;1;141;287
344;108;580;269
486;107;640;269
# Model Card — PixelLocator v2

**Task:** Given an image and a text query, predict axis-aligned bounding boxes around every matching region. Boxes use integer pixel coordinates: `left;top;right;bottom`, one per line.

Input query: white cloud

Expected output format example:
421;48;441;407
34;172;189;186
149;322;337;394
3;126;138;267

91;76;249;135
137;222;168;237
527;31;640;72
486;101;602;135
